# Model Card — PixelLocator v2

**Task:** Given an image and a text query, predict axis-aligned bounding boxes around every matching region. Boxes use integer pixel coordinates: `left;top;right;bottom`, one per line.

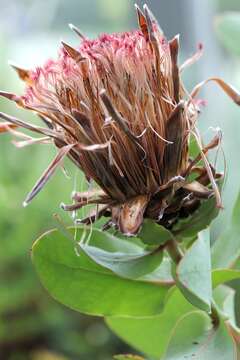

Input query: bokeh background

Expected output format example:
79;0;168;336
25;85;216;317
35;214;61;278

0;0;240;359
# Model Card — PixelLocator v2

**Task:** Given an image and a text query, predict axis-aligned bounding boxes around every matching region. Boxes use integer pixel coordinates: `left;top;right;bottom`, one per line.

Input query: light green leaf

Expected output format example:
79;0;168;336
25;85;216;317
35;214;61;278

212;191;240;268
139;257;174;285
106;287;196;359
212;269;240;288
74;226;143;254
222;289;237;327
32;228;170;317
175;229;212;312
138;220;173;246
214;285;238;328
164;313;237;360
215;13;240;57
80;243;163;279
49;225;163;279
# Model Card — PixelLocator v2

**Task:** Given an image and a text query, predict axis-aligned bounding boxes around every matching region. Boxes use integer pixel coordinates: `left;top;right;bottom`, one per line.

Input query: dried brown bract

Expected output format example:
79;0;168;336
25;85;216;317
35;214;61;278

1;4;240;236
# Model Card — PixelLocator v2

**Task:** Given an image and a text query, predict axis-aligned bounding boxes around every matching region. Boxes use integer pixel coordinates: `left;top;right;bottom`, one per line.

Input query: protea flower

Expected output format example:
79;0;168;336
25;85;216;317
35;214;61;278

1;4;240;236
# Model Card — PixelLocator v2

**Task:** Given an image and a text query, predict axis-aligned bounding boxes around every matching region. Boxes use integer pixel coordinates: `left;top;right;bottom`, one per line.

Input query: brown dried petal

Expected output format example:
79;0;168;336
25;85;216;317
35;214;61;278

118;195;150;236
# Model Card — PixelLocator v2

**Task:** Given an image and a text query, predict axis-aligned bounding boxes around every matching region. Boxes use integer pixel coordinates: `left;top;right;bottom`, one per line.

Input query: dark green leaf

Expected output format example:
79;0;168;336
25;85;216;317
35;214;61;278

138;220;173;246
172;196;219;240
106;287;196;359
212;191;240;268
32;228;170;317
215;13;240;57
174;229;212;312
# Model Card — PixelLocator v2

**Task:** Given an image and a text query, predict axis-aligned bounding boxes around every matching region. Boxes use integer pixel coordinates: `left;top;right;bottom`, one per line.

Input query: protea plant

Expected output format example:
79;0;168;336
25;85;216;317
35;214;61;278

0;4;239;236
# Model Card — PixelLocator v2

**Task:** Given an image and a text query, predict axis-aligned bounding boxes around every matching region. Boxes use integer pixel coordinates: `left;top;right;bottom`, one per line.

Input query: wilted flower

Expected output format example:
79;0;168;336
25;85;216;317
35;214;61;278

1;4;240;236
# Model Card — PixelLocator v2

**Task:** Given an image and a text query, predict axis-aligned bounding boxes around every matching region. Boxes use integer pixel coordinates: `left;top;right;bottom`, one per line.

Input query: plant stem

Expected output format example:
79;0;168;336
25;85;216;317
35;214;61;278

210;303;220;328
165;238;183;264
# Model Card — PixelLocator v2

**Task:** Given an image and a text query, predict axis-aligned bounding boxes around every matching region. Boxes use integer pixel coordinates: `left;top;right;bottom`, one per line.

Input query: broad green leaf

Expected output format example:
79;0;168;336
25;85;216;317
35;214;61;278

32;228;170;317
54;225;163;279
164;313;237;360
215;13;240;57
214;286;240;358
106;287;196;359
213;286;240;351
212;191;240;268
174;229;212;312
114;355;145;360
172;196;219;240
212;269;240;288
213;285;237;326
80;243;163;279
138;220;173;246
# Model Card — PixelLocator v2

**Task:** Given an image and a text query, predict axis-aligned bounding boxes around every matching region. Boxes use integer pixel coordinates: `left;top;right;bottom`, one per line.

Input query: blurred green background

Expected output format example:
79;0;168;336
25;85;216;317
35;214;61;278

1;0;240;359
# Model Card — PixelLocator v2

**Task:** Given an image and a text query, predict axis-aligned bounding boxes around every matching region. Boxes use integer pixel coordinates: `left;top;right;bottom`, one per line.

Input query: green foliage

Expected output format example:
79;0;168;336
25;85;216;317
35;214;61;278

80;238;164;279
212;269;240;288
212;190;240;268
32;228;170;317
138;220;173;246
31;211;240;359
163;314;237;360
139;257;173;284
106;288;195;359
173;229;212;312
107;287;238;360
33;213;238;358
172;195;219;240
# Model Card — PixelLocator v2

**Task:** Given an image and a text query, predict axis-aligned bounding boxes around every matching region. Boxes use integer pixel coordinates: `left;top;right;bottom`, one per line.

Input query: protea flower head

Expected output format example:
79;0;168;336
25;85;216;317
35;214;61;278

1;4;240;236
